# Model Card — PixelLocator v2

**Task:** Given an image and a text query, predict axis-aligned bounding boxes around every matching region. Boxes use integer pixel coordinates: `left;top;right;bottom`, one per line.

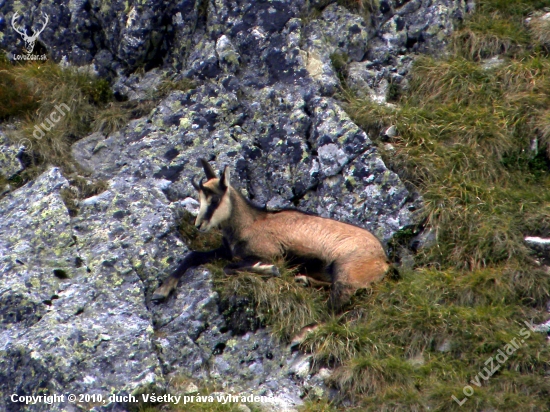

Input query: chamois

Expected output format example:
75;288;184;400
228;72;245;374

152;159;392;310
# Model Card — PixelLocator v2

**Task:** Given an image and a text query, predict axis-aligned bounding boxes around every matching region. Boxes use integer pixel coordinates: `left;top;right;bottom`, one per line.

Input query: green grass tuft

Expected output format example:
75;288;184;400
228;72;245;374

337;0;378;14
155;78;196;99
92;102;131;135
214;266;329;341
450;0;550;60
176;210;223;251
346;53;550;270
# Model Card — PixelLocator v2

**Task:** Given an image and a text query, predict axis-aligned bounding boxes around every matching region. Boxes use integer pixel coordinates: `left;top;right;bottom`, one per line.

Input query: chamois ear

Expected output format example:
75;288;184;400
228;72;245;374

199;158;217;180
219;166;230;190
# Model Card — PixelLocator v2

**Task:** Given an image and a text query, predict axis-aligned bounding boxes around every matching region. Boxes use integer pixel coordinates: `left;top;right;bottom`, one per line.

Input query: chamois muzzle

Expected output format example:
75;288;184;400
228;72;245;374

193;176;209;231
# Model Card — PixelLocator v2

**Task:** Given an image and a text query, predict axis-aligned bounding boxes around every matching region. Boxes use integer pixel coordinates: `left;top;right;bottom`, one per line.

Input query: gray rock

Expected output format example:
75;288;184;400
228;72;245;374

384;125;397;138
216;35;241;73
0;169;170;411
0;131;23;182
112;68;167;102
0;0;470;409
525;236;550;264
0;0;200;74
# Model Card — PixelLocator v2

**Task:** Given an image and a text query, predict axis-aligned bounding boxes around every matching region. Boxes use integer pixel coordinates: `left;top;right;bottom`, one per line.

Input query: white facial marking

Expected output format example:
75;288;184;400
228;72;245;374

195;190;209;231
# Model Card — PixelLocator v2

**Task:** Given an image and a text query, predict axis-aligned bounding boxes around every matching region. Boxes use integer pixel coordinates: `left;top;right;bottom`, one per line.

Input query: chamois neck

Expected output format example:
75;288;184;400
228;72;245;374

223;187;265;235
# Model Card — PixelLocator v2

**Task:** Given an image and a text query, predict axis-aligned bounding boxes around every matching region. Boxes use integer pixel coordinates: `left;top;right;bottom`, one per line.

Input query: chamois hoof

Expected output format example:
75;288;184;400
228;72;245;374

151;288;169;302
294;275;309;287
151;278;177;302
250;262;280;277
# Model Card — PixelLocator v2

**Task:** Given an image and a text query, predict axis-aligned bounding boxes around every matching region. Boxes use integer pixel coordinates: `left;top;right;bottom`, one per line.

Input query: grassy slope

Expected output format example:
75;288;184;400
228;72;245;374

0;56;114;192
3;1;550;411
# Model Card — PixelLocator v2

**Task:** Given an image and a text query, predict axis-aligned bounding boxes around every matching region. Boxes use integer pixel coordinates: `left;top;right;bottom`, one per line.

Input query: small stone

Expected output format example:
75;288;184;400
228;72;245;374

437;340;451;353
317;368;332;380
289;355;311;379
385;125;397;138
183;382;199;395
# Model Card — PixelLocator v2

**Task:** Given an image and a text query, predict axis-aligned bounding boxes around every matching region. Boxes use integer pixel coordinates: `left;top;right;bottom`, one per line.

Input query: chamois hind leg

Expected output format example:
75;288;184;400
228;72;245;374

224;259;280;277
328;258;389;312
328;281;356;313
294;275;332;288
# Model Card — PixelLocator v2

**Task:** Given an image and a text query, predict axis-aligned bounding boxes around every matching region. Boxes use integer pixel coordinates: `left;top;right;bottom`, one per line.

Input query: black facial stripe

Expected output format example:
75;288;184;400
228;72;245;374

202;187;223;196
203;199;219;223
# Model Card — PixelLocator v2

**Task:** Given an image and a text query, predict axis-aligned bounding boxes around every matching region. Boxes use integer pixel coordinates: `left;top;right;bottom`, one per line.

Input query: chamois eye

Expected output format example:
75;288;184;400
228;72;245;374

210;196;220;205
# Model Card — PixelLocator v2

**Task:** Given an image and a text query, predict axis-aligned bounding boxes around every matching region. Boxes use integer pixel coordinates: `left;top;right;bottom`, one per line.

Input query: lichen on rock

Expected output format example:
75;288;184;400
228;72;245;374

0;0;470;410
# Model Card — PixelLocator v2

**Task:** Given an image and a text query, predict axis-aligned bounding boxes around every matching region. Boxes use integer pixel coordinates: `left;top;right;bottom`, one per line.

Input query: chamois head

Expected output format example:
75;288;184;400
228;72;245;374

192;159;232;232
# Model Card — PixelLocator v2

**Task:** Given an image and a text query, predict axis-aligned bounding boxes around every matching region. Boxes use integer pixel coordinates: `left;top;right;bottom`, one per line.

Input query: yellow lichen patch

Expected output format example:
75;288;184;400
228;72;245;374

306;51;325;80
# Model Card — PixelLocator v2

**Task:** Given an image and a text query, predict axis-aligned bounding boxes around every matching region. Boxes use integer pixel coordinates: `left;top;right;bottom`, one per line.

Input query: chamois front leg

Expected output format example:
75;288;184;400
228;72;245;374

223;259;280;277
152;245;231;301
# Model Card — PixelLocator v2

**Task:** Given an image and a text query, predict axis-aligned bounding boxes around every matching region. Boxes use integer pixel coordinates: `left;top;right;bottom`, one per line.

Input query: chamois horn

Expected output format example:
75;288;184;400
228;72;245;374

191;175;200;190
199;158;217;180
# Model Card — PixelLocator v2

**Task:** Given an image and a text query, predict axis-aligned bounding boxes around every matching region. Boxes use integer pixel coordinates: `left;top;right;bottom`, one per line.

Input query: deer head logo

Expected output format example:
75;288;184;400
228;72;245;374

11;12;49;54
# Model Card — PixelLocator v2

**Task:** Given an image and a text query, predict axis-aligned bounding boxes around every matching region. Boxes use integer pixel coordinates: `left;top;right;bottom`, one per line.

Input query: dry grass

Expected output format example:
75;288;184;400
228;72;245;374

337;0;378;12
346;54;550;270
450;0;550;60
154;78;196;99
92;102;131;135
0;59;172;192
0;60;115;187
451;12;528;60
214;266;329;341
